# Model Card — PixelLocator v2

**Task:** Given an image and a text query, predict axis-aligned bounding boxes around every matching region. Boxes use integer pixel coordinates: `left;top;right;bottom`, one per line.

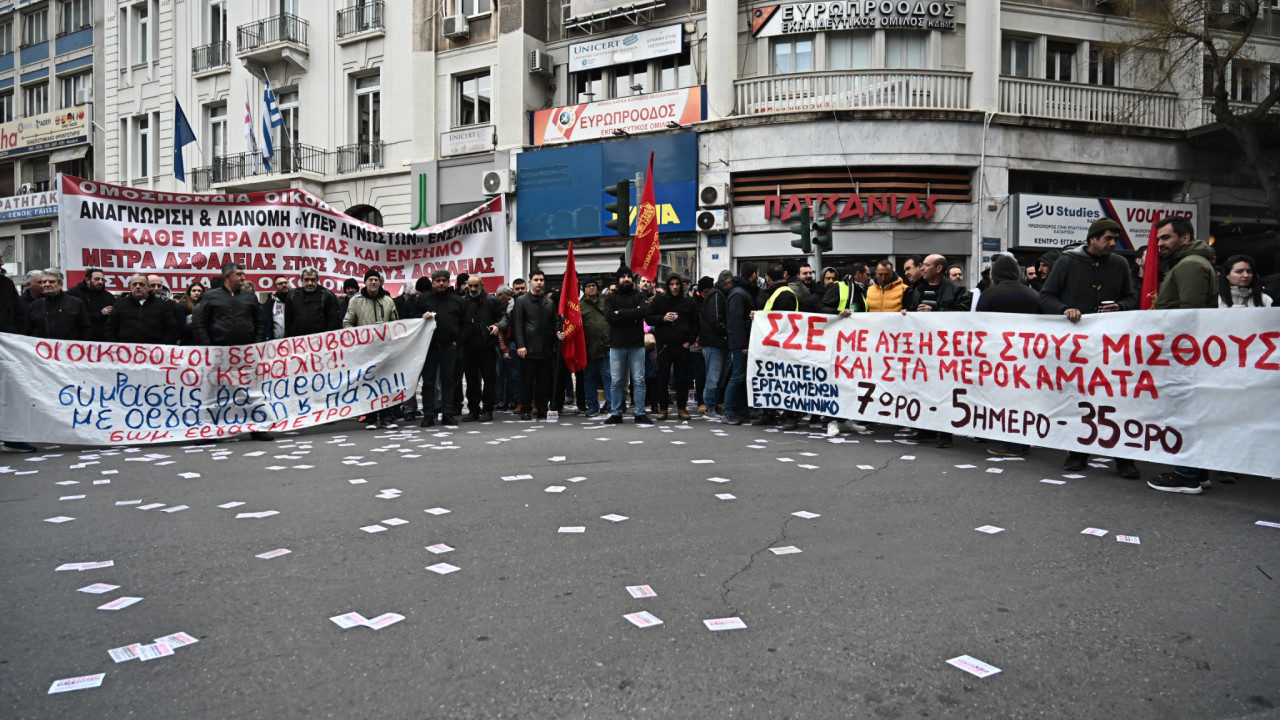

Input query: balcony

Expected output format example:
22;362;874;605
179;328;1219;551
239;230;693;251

190;143;328;191
193;41;231;75
998;77;1179;130
337;1;385;42
1198;97;1280;126
735;70;972;115
236;14;309;72
336;142;384;173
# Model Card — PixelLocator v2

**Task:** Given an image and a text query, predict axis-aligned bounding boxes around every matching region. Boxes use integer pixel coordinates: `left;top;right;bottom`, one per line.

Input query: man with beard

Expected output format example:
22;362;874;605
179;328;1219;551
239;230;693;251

459;275;508;422
262;275;290;340
578;278;612;417
902;254;972;448
721;262;759;426
415;270;466;427
284;267;342;337
512;271;557;421
647;274;700;421
192;262;273;441
106;273;180;344
603;267;652;425
67;268;116;341
344;270;400;430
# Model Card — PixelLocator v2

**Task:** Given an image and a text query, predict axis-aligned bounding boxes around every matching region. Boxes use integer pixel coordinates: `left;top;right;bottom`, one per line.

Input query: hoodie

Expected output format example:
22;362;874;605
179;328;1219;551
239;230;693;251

977;256;1043;314
1154;239;1217;310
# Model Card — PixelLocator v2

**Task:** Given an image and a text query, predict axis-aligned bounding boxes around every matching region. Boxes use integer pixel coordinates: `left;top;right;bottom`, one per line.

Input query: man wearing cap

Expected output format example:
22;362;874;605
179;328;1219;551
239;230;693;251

647;274;700;421
414;270;466;427
1039;217;1140;478
603;266;652;425
578;277;612;417
343;269;400;429
192;262;274;441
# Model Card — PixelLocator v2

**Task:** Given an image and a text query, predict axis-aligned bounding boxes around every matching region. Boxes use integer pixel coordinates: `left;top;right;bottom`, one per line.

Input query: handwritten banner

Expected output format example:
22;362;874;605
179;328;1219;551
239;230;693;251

0;319;435;446
748;310;1280;476
56;175;508;295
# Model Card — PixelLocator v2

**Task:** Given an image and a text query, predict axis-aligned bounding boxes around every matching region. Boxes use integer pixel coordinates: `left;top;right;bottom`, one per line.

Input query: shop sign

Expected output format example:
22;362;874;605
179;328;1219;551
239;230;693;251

0;189;58;222
569;24;682;71
439;125;494;157
751;1;958;37
0;106;90;159
532;87;704;146
1012;194;1196;251
765;192;939;222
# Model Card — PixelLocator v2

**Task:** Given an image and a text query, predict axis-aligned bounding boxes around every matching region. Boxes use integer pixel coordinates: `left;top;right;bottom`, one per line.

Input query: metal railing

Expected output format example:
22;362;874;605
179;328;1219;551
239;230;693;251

998;77;1179;129
190;143;328;188
337;1;384;37
735;70;971;115
192;41;230;73
1198;97;1280;126
237;13;309;51
336;142;384;173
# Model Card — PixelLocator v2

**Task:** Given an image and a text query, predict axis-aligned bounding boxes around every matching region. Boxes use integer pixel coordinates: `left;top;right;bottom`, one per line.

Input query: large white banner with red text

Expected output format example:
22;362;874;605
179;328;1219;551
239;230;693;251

749;310;1280;476
0;319;434;446
56;175;508;296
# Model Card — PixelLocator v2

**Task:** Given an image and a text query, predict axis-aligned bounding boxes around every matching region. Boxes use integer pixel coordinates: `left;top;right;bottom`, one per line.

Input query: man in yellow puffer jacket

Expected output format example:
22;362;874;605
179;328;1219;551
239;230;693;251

865;261;905;312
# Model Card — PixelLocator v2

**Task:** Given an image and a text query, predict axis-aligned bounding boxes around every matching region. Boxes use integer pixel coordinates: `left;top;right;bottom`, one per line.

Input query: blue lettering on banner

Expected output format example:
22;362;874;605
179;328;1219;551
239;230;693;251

749;359;841;415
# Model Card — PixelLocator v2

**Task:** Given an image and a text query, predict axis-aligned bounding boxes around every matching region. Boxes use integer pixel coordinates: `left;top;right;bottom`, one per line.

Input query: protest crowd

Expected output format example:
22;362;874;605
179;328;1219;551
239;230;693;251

1;216;1275;496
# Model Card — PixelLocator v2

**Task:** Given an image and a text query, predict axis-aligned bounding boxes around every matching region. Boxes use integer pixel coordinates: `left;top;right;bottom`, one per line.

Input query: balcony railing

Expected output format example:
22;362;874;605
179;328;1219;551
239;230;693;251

190;143;328;190
192;41;230;73
1198;97;1280;126
336;142;384;173
337;1;384;38
237;13;308;51
735;70;972;115
998;77;1179;129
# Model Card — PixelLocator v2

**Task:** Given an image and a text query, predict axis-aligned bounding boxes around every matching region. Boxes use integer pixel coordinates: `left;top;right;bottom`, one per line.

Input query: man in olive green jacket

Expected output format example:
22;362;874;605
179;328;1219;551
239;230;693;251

579;278;612;416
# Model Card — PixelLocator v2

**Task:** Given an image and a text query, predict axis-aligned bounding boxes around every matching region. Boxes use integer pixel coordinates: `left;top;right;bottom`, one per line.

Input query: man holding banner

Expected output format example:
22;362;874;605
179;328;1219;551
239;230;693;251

191;261;274;441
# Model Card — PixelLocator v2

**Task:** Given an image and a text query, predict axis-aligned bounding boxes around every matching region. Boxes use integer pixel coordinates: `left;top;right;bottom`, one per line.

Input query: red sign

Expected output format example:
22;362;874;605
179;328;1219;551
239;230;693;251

764;193;938;222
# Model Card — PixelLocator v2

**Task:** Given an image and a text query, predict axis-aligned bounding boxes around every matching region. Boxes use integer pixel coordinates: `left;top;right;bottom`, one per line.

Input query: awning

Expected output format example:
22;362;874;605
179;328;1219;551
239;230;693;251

49;145;90;164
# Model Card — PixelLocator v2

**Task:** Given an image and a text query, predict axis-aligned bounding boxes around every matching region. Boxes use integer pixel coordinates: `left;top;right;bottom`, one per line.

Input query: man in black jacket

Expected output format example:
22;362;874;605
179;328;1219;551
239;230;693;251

262;275;290;340
414;270;466;427
18;269;44;318
284;267;341;337
903;254;971;447
67;268;116;341
698;270;732;418
512;271;557;421
0;267;23;334
191;261;272;441
27;270;91;340
602;267;651;425
106;273;180;344
722;262;759;426
459;275;508;422
647;274;700;421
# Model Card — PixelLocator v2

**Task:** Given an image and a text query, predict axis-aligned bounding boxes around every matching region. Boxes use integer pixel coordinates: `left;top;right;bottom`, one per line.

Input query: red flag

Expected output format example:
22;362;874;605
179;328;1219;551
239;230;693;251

1140;215;1161;309
558;241;587;372
629;151;660;281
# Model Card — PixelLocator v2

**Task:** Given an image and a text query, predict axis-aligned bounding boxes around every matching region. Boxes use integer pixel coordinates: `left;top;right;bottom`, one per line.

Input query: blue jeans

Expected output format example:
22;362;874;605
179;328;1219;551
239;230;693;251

421;343;457;416
582;356;612;414
702;346;726;410
609;346;646;418
723;349;748;417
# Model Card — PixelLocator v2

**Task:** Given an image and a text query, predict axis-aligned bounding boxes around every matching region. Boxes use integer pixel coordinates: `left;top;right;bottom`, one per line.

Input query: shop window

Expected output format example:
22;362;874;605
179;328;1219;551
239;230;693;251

455;71;491;126
1001;37;1032;78
828;33;872;70
884;31;924;70
772;35;814;74
1046;42;1075;82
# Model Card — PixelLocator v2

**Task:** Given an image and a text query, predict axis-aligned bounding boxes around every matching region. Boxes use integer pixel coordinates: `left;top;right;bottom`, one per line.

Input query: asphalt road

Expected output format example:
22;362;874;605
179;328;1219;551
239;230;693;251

2;412;1278;720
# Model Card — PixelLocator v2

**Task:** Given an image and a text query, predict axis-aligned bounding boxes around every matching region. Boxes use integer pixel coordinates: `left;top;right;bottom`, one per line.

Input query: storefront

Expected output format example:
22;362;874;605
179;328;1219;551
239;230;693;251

0;189;58;277
1009;193;1198;270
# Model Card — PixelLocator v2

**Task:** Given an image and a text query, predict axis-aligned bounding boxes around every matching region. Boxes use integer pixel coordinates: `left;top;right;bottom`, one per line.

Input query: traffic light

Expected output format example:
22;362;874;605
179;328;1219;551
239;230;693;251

605;179;632;237
789;206;812;253
812;216;832;252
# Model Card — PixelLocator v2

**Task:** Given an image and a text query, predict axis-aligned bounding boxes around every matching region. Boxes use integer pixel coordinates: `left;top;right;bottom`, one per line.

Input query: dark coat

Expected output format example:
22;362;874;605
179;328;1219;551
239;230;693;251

977;283;1043;314
192;285;266;346
602;283;649;349
19;288;40;318
0;273;22;334
512;291;558;358
760;280;798;311
261;293;289;340
817;280;866;314
1039;246;1138;316
698;287;728;349
460;290;509;348
580;294;611;359
106;293;181;344
67;280;117;341
647;290;700;346
903;279;972;312
284;286;341;337
415;288;467;346
727;277;759;352
27;292;91;340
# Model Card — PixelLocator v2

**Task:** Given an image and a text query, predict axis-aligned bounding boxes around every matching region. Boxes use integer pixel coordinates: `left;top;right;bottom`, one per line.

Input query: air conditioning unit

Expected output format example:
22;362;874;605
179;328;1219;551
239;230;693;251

18;183;36;194
481;169;514;196
698;182;730;208
562;5;574;26
696;209;729;233
75;88;90;104
442;14;470;39
529;49;553;76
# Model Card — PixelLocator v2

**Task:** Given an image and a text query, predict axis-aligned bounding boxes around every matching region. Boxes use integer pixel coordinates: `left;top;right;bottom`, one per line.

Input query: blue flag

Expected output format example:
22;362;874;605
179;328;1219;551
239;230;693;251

262;75;282;170
173;97;197;182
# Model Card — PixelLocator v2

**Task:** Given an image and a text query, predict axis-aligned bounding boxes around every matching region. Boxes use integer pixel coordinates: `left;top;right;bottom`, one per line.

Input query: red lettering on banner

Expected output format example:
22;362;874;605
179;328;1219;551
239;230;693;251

806;316;828;352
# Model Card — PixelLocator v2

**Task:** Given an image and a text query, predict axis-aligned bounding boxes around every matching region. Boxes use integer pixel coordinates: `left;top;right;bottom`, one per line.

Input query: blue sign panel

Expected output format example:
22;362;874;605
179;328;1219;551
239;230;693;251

516;132;697;242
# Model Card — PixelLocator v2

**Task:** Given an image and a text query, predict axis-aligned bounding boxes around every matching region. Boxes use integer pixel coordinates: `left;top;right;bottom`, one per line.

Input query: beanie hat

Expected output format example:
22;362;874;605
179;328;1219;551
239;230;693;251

364;269;382;282
581;277;599;288
343;278;360;291
1087;218;1122;238
697;275;714;291
415;277;432;292
614;264;632;281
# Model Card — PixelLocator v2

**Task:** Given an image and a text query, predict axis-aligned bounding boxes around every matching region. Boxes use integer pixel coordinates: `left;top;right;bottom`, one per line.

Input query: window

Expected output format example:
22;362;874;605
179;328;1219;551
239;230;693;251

208;104;227;158
136;115;151;178
135;3;150;64
1001;37;1032;77
828;33;872;70
1046;42;1075;82
277;90;300;170
22;8;48;47
0;92;11;123
613;61;648;97
20;155;51;189
573;68;605;102
657;46;694;90
59;0;92;35
0;20;13;55
772;36;814;74
354;73;381;148
24;233;51;273
455;71;490;126
1271;64;1280;94
0;162;12;196
208;0;227;44
450;0;491;16
1090;47;1117;87
884;31;925;69
1230;62;1257;102
22;83;48;117
58;72;91;108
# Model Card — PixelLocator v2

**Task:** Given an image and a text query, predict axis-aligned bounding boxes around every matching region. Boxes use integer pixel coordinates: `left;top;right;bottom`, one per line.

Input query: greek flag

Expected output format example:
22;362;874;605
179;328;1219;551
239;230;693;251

262;75;283;170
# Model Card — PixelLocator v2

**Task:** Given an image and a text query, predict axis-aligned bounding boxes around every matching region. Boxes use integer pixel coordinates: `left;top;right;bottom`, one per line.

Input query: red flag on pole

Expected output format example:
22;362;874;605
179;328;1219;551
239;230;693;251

559;241;588;372
629;151;660;281
1140;215;1161;309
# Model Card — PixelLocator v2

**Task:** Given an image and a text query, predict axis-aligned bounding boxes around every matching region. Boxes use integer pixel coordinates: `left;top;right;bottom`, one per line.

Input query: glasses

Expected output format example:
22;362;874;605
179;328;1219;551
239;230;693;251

40;279;58;284
149;284;164;289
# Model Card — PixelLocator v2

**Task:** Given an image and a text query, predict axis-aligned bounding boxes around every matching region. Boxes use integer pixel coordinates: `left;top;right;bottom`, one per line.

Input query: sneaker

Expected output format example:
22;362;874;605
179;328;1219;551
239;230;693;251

634;415;653;425
1063;454;1088;472
826;421;841;437
703;408;721;420
1148;471;1203;495
441;415;457;426
366;422;379;430
379;421;398;430
1116;459;1140;479
604;415;623;425
723;414;745;426
842;421;868;432
420;417;435;428
1;441;37;453
987;446;1023;458
479;413;494;422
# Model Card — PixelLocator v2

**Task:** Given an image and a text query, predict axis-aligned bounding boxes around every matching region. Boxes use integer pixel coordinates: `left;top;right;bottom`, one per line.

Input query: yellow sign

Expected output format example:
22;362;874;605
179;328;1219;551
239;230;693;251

0;105;90;159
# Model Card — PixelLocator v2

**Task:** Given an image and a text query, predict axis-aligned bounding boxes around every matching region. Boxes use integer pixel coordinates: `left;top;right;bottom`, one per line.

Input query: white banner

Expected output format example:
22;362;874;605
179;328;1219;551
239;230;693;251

748;310;1280;476
0;319;435;446
568;24;682;71
1012;193;1196;251
56;175;509;296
